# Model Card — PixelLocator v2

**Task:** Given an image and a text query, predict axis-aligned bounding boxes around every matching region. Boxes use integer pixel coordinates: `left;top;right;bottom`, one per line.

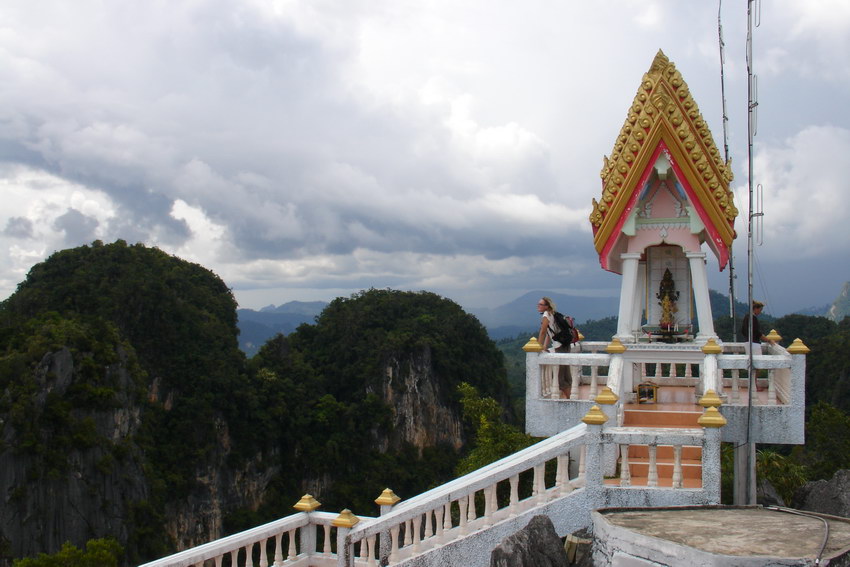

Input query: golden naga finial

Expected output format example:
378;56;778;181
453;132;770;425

787;338;811;354
698;406;727;428
582;405;608;425
375;488;401;507
332;509;360;528
698;389;723;408
293;494;321;512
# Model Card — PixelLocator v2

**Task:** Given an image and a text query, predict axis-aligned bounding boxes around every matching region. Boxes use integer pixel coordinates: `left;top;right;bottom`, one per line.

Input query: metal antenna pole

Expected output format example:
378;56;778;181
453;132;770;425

718;0;737;340
745;0;759;506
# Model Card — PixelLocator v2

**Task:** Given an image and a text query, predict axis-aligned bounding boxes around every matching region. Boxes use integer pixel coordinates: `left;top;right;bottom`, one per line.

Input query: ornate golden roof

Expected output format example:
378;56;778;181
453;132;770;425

590;50;737;256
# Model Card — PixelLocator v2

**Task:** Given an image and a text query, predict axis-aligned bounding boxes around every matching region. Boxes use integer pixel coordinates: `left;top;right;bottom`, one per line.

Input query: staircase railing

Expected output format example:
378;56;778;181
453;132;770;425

343;423;588;566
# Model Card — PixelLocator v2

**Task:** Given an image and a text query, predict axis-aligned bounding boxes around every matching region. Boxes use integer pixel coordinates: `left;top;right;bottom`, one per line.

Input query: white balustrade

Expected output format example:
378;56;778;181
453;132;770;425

139;512;340;567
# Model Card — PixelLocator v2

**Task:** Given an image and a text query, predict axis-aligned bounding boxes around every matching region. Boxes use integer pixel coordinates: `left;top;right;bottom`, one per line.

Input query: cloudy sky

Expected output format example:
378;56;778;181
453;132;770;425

1;0;848;315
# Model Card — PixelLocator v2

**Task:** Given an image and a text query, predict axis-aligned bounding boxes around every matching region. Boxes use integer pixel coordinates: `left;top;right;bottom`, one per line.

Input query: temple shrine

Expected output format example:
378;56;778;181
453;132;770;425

142;52;828;567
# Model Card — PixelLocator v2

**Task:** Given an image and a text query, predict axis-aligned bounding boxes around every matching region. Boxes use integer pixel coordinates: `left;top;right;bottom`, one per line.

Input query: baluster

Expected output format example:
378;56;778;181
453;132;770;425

768;369;776;404
654;362;661;380
641;362;647;381
467;491;477;523
214;556;223;567
619;444;631;487
483;485;495;526
229;550;238;567
434;505;444;538
685;362;693;380
366;536;376;566
533;463;546;502
322;525;332;555
423;509;433;539
443;502;452;532
389;525;400;563
648;445;658;487
458;496;469;534
259;538;268;567
556;453;573;494
731;369;740;402
550;365;559;398
245;543;254;567
273;533;284;566
579;445;586;479
404;519;413;546
509;474;519;515
672;445;683;489
287;529;296;561
590;364;599;401
412;515;422;551
570;365;579;400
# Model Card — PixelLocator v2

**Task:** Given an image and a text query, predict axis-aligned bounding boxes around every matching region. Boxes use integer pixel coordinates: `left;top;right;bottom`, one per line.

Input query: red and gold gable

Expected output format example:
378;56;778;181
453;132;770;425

590;50;737;272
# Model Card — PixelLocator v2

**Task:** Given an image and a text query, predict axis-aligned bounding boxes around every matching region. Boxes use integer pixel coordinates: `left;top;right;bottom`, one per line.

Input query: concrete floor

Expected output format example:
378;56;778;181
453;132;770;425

600;506;850;559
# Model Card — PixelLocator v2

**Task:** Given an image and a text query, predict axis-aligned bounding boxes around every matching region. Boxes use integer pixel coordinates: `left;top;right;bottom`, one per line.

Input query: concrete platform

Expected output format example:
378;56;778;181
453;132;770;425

593;505;850;566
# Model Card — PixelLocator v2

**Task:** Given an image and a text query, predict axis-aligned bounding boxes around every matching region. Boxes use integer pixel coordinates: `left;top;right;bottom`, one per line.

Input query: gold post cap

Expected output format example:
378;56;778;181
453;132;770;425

293;494;321;512
582;405;609;425
606;338;627;354
332;509;361;528
701;338;722;354
595;386;619;405
578;331;585;341
698;406;727;428
765;329;783;343
698;389;723;408
522;337;544;352
787;338;810;354
375;488;401;507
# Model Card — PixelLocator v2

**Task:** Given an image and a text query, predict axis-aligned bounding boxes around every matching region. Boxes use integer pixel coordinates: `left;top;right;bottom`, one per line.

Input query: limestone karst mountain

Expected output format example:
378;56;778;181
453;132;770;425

827;282;850;323
0;242;512;565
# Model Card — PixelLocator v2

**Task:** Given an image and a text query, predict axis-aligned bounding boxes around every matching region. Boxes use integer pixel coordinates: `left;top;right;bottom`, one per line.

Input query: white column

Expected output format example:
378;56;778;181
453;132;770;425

616;253;643;342
686;251;715;340
630;260;646;337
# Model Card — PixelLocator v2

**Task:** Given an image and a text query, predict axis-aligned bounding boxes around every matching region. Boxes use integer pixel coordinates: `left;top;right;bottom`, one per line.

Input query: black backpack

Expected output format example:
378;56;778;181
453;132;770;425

552;311;578;344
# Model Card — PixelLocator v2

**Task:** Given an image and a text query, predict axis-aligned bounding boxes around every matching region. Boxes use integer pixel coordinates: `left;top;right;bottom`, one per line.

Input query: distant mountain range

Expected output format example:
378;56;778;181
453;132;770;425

237;283;848;354
468;291;620;340
237;301;326;355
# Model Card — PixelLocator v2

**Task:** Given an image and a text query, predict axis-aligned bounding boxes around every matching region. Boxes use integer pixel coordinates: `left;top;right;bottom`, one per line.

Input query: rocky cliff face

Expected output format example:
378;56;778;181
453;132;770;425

0;345;274;562
0;348;148;559
378;346;464;453
827;281;850;323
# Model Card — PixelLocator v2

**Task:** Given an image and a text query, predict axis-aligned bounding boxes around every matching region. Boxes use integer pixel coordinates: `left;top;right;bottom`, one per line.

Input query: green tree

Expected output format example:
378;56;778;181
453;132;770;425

13;539;122;567
455;382;534;475
756;449;808;504
793;402;850;481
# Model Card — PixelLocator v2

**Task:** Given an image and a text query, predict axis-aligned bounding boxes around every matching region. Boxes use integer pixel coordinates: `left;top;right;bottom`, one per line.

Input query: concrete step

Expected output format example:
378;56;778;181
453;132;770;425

622;408;702;428
628;444;702;460
604;476;703;489
628;459;703;479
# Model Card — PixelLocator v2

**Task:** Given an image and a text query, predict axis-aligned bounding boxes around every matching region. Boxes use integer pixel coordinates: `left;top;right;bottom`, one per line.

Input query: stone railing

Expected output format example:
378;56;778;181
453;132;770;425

531;341;616;401
139;508;344;567
140;405;727;567
716;342;794;405
343;423;589;566
606;428;706;489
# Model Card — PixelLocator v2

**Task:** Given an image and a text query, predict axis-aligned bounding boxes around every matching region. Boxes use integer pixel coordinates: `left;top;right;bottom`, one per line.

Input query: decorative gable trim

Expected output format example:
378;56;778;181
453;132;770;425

590;50;737;270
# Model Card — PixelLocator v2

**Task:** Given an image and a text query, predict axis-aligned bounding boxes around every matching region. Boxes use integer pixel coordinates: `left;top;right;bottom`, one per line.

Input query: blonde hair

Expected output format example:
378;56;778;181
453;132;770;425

541;296;556;312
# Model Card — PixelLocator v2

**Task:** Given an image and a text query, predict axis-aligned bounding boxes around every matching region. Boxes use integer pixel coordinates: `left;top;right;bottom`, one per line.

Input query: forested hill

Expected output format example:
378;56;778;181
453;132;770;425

0;241;513;565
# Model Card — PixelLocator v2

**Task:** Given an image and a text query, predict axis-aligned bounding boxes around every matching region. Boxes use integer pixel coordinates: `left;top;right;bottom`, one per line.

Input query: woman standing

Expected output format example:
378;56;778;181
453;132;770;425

537;296;571;397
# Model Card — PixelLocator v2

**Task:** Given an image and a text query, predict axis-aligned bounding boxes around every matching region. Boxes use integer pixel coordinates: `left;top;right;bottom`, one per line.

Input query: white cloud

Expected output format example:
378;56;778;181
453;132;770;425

748;125;850;258
0;1;847;315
